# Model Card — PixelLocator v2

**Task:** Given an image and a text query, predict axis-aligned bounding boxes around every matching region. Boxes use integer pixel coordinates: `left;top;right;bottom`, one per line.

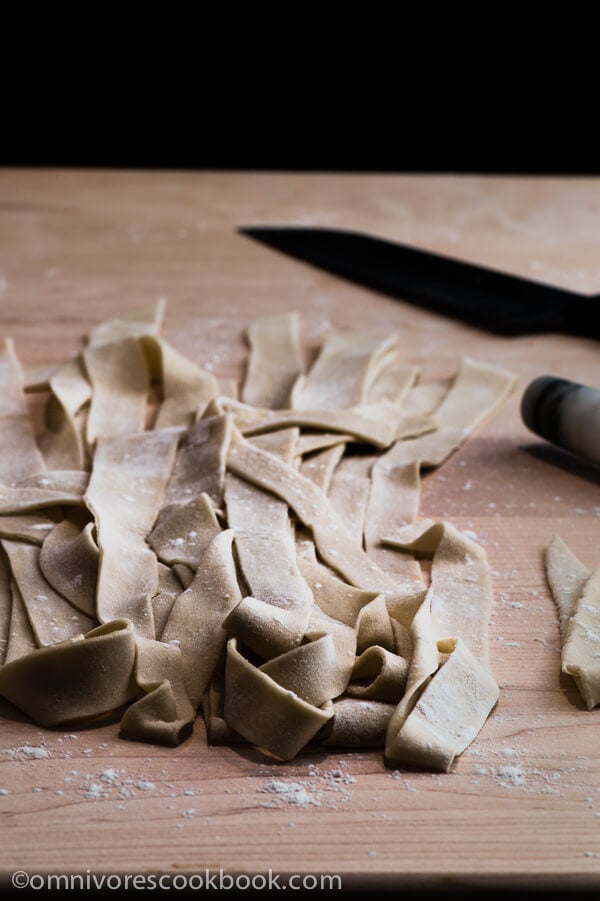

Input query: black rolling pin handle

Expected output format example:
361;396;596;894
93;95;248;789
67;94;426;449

521;375;600;466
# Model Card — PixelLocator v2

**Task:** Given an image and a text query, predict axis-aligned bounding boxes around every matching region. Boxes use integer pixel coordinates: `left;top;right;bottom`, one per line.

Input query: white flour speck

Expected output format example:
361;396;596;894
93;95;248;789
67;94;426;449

262;780;320;807
13;746;50;759
135;779;155;791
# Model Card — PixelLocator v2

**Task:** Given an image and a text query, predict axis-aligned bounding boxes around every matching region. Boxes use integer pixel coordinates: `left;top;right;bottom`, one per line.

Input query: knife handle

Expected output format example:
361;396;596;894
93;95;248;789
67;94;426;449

521;375;600;466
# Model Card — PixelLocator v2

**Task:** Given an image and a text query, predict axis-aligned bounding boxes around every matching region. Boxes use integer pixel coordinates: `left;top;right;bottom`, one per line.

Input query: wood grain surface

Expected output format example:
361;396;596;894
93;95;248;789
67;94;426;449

0;170;599;889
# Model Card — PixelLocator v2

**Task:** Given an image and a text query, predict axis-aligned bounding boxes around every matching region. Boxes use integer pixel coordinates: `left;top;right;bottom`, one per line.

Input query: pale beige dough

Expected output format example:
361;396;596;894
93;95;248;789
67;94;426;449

41;357;91;470
320;698;396;748
149;493;221;570
85;429;179;638
326;454;374;546
0;619;138;725
348;646;409;702
546;535;591;641
0;305;511;765
220;396;420;449
39;519;99;617
242;312;304;409
546;537;600;709
2;540;96;645
299;444;345;493
383;521;499;770
0;557;11;665
158;413;231;516
291;330;399;411
227;429;399;595
140;335;218;428
88;299;166;347
224;429;313;655
0;514;57;544
224;637;332;761
5;580;38;663
83;337;150;446
119;636;195;746
0;339;45;483
160;530;242;709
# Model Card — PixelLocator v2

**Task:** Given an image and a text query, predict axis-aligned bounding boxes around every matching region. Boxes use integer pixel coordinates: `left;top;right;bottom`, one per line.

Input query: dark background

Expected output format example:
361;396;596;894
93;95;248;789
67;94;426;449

0;32;593;175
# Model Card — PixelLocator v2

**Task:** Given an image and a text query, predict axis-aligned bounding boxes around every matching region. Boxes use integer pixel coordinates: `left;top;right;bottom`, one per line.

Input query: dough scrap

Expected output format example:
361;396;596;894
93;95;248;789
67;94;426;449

546;537;600;709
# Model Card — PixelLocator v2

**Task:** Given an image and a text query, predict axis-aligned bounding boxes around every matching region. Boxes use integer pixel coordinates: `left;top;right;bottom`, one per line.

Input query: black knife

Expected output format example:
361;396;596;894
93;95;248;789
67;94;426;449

239;226;599;339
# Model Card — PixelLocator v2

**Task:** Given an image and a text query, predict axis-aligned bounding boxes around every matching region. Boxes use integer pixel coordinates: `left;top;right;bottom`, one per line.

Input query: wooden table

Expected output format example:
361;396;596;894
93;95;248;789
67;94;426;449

0;170;599;890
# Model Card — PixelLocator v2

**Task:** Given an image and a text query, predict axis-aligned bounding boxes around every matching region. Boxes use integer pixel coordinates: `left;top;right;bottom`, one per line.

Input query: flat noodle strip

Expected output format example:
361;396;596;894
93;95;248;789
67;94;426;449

291;330;398;410
225;430;312;655
160;530;242;709
0;620;138;725
327;454;374;546
140;336;218;427
17;471;90;494
365;358;516;576
2;540;96;645
5;582;38;662
84;337;150;445
226;430;311;607
295;538;378;628
366;364;418;406
0;487;83;514
88;299;166;347
0;514;56;544
158;414;231;517
297;432;351;455
0;555;11;665
386;638;499;771
85;430;179;638
224;637;332;761
300;444;345;493
221;397;432;449
259;634;347;707
383;521;499;771
152;564;182;639
119;638;195;746
39;520;99;617
149;493;221;570
227;430;398;594
384;521;495;665
0;339;45;483
320;698;396;748
242;312;304;409
41;357;91;470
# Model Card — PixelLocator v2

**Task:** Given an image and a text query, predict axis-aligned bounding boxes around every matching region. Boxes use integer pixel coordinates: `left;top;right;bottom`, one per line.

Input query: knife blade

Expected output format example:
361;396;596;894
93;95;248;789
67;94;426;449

239;226;598;339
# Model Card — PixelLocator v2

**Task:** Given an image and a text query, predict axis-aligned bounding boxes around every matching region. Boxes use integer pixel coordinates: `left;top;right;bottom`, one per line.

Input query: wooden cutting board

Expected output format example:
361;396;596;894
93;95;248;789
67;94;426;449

0;170;599;890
